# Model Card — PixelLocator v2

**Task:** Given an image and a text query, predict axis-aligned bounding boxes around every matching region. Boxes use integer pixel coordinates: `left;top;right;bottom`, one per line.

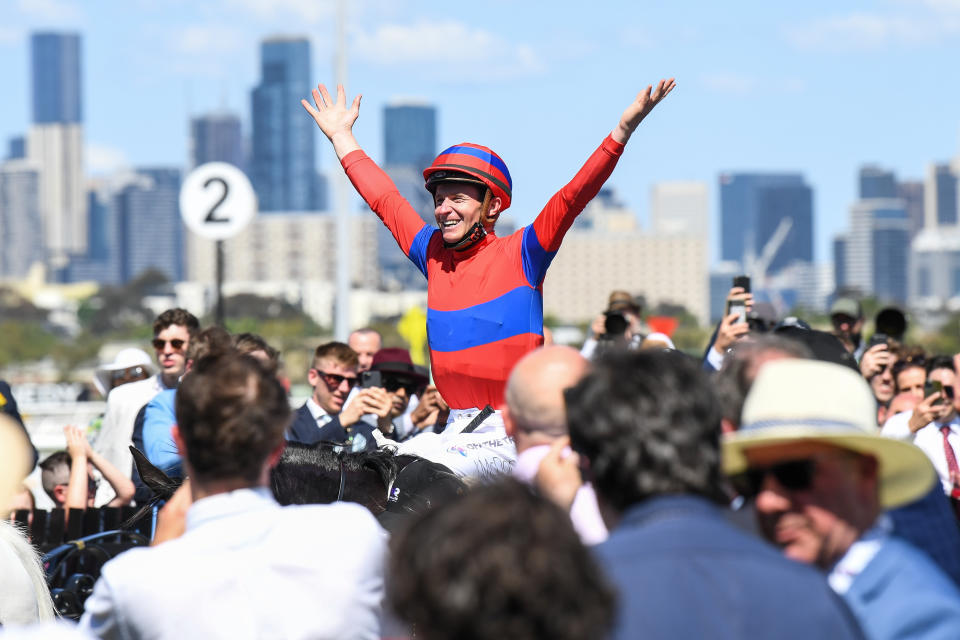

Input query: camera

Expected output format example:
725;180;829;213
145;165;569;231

602;310;629;338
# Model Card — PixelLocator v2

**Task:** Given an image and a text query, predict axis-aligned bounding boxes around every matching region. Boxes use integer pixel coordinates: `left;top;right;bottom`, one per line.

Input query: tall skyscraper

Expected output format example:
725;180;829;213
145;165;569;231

846;199;909;303
858;166;896;199
379;101;438;289
719;173;813;274
384;102;437;170
191;112;244;169
250;37;320;212
28;31;86;264
650;181;708;236
31;33;82;124
833;234;847;291
925;163;959;228
117;168;184;283
897;180;924;237
0;160;44;278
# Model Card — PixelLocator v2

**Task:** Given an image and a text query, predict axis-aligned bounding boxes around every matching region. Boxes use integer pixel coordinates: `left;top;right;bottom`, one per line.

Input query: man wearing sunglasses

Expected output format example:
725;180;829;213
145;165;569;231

286;342;378;451
365;348;429;441
564;350;863;639
725;359;960;639
93;308;199;503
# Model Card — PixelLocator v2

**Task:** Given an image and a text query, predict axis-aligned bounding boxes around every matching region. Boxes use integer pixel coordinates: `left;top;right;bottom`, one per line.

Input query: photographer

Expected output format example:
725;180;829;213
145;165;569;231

581;291;645;360
359;348;436;441
703;285;754;372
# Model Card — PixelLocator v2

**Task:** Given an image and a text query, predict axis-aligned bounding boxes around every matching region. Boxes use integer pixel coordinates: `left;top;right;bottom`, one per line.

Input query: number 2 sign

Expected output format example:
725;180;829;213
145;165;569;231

179;162;257;240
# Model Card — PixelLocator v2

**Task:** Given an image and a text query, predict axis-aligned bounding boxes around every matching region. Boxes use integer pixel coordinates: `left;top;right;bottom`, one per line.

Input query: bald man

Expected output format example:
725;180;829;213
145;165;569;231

503;345;607;544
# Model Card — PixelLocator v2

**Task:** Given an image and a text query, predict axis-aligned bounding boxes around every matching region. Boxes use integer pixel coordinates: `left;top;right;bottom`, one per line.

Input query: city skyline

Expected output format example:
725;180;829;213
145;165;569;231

2;1;960;267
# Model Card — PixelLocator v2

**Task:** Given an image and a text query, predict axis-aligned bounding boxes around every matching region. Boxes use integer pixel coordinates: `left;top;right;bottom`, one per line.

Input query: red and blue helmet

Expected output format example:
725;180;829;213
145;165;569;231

423;143;512;212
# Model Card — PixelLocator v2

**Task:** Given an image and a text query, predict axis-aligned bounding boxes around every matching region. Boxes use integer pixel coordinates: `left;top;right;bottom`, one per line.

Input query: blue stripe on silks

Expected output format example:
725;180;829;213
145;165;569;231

406;224;435;278
428;286;543;352
438;145;512;187
520;225;557;288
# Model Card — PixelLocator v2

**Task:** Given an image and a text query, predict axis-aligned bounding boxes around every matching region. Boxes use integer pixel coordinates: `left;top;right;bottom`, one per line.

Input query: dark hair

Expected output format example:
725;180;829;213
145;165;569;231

927;355;956;375
175;353;291;483
186;326;233;363
566;350;726;511
715;335;812;428
312;341;358;370
152;308;200;337
388;479;615;640
39;450;72;496
233;332;280;374
270;443;399;514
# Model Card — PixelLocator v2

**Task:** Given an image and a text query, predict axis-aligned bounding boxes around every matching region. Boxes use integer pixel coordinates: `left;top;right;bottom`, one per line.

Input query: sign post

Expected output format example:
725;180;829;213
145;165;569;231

179;162;257;326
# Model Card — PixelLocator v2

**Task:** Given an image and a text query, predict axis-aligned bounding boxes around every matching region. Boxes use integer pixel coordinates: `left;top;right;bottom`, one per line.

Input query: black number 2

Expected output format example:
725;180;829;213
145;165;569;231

204;177;230;223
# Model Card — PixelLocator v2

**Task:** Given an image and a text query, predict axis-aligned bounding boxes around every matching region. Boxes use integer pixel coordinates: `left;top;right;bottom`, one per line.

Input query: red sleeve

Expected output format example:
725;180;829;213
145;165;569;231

341;150;429;258
531;135;625;252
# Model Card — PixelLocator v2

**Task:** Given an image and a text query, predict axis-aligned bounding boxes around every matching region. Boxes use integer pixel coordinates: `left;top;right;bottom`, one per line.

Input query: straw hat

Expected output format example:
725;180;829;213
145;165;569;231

0;414;31;518
723;359;935;508
93;348;156;397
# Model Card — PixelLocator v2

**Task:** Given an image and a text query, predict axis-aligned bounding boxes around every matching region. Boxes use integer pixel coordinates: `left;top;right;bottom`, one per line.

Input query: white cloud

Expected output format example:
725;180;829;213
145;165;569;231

700;72;756;94
352;20;544;80
17;0;83;23
173;25;244;56
786;11;960;50
220;0;335;24
699;73;806;95
86;143;129;175
0;27;23;46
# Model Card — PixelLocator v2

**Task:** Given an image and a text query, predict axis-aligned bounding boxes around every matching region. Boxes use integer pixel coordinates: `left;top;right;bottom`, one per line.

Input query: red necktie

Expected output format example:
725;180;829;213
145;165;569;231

940;426;960;500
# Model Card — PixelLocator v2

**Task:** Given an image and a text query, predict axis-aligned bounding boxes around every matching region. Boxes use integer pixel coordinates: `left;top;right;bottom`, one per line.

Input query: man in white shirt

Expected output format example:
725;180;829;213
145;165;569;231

900;358;960;495
93;308;198;503
80;351;386;640
504;345;607;545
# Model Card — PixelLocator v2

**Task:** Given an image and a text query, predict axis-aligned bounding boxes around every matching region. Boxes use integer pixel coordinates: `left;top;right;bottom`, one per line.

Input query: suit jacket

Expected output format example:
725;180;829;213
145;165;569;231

286;404;377;451
0;380;37;470
595;495;864;640
843;537;960;640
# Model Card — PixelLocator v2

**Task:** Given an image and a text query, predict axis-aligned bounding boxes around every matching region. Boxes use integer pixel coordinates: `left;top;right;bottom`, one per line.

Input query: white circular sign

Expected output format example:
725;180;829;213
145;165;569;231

179;162;257;240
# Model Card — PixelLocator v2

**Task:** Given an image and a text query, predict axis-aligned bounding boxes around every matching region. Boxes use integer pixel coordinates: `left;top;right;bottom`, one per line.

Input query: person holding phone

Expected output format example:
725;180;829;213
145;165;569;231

907;357;960;500
703;280;754;371
360;348;431;441
859;336;898;414
285;342;379;452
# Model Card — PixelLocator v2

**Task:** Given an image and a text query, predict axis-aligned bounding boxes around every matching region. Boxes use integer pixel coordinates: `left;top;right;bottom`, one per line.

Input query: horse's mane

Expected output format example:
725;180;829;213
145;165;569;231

0;520;56;624
270;442;403;514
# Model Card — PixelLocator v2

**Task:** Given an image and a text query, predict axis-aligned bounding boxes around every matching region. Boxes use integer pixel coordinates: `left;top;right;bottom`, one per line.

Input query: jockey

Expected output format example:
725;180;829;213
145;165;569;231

303;80;675;467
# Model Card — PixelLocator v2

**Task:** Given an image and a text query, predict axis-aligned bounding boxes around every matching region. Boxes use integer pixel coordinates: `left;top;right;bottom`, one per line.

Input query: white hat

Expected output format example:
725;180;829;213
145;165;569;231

93;348;156;397
1;414;31;518
723;359;936;509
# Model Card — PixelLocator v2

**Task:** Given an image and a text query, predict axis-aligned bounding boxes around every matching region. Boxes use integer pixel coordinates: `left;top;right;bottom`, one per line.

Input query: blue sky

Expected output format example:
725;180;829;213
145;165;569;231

3;0;959;265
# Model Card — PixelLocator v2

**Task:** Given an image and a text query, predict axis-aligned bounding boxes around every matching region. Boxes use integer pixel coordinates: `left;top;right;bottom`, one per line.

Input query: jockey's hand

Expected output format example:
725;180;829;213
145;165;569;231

613;78;676;144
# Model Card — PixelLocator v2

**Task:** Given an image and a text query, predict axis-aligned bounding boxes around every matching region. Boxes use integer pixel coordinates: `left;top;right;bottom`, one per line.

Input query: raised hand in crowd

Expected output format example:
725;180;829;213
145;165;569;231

534;437;583;512
612;78;676;144
338;387;388;428
713;287;753;355
908;389;954;434
409;386;449;431
860;342;894;379
64;424;135;510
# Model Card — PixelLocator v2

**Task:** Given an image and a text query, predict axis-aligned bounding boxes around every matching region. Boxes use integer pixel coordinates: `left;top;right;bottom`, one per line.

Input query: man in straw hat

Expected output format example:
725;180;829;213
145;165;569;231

725;359;960;639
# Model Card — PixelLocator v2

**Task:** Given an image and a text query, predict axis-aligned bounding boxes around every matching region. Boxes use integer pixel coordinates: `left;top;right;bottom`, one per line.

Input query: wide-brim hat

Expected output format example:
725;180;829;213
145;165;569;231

370;348;429;385
723;359;935;509
1;414;31;518
94;348;156;397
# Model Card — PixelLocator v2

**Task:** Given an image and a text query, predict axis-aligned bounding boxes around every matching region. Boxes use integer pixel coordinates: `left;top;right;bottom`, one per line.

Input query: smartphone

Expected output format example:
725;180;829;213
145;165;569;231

732;275;751;294
926;380;950;405
360;370;382;389
726;299;747;325
867;333;889;349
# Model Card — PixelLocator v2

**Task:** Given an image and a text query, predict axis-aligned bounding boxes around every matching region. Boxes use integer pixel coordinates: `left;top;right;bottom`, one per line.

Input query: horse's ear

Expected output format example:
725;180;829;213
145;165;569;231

129;446;175;499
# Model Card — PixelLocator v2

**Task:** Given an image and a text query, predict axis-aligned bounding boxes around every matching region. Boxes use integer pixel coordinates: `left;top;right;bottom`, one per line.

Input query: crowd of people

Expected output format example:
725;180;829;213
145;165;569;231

2;76;960;639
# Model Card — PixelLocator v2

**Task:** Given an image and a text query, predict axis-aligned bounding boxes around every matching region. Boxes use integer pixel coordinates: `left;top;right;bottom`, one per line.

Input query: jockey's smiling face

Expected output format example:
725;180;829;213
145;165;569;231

433;182;496;245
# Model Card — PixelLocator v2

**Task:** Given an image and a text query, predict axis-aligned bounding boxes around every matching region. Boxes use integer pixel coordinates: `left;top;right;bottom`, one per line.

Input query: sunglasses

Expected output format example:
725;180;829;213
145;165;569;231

314;369;359;389
152;338;186;351
731;459;816;498
383;377;420;395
